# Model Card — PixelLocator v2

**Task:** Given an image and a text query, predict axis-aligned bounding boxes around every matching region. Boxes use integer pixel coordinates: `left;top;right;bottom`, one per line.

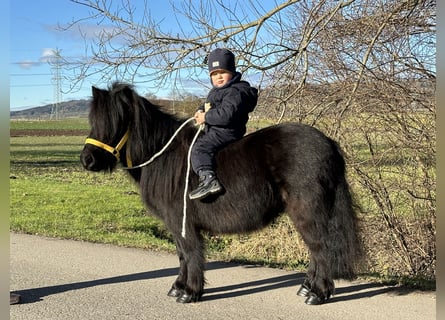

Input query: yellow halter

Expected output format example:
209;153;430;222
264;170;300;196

84;129;132;167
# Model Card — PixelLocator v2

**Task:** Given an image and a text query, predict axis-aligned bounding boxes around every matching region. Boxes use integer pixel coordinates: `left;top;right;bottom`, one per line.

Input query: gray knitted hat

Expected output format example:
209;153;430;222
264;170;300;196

207;48;236;75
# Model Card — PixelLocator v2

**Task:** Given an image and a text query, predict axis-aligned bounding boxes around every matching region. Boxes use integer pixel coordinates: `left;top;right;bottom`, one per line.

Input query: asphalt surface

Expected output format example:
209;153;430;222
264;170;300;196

10;232;436;320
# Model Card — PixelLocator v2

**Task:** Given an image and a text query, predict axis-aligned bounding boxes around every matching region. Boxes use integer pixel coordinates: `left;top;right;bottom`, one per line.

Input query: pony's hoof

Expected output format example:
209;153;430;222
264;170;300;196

304;292;328;305
176;292;201;303
167;287;182;298
297;284;311;297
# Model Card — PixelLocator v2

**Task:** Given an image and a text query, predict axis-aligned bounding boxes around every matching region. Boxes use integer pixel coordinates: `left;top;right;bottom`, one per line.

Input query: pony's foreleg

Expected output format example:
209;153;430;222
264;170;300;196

169;232;205;303
167;244;188;298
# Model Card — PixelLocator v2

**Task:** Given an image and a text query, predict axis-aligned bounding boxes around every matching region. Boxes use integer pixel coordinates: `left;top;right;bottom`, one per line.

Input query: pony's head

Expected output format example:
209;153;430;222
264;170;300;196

80;82;134;172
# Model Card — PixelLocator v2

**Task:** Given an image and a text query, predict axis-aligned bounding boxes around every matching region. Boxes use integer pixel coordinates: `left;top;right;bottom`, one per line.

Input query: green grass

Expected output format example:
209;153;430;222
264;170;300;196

10;118;90;130
10;177;173;250
10;132;175;252
11;136;85;165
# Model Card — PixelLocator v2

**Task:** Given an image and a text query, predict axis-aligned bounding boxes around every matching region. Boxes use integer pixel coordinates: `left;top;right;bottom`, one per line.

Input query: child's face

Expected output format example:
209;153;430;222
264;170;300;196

210;70;233;87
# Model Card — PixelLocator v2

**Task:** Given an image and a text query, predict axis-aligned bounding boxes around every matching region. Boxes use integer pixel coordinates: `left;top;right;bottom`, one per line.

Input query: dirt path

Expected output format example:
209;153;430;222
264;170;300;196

10;232;436;320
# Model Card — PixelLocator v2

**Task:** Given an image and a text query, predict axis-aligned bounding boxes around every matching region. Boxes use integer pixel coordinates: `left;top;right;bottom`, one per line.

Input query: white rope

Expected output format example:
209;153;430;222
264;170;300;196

120;116;203;239
182;123;204;238
121;117;196;170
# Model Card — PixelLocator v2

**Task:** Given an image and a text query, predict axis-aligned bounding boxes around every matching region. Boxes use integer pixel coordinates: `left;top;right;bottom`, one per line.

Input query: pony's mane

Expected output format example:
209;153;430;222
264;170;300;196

107;82;194;166
110;81;182;128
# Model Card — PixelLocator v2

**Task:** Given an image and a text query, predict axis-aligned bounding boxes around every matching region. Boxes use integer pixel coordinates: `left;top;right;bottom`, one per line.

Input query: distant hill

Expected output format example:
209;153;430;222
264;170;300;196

10;100;91;120
10;97;194;120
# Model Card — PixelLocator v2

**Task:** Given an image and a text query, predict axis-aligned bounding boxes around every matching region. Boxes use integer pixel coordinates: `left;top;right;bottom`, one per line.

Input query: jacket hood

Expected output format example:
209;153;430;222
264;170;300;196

234;80;258;112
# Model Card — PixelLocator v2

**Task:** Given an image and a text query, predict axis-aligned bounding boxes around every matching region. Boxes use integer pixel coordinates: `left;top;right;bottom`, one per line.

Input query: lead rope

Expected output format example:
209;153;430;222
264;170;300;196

122;117;197;170
182;123;204;238
121;117;203;239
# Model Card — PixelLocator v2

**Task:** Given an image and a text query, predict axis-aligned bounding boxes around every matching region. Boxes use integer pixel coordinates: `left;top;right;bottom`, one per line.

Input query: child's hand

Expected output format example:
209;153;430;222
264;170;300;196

194;110;206;125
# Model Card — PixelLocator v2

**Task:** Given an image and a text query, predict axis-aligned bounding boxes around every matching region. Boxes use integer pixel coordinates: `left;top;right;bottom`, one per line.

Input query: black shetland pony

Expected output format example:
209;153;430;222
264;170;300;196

80;82;363;305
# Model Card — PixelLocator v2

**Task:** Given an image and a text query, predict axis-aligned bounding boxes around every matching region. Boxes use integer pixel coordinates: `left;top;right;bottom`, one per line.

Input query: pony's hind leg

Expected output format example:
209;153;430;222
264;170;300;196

287;197;335;305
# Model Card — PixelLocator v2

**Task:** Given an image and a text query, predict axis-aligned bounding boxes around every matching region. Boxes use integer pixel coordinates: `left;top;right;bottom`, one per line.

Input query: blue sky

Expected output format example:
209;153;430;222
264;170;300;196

10;0;280;111
11;1;94;110
10;0;185;111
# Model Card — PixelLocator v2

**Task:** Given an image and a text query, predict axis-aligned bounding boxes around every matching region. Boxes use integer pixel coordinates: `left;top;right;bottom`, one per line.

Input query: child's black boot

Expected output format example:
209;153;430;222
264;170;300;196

189;170;222;200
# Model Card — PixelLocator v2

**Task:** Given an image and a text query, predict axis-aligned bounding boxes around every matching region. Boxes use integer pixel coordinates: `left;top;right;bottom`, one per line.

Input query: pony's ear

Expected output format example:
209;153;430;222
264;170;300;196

92;86;99;98
92;86;107;98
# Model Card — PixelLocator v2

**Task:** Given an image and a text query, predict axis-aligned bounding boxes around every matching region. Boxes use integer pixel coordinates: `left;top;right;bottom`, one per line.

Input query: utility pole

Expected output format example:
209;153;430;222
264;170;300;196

50;49;62;120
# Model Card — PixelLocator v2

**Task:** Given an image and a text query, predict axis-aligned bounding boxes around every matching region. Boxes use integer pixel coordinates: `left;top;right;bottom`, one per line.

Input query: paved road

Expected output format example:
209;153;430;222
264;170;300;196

10;232;436;320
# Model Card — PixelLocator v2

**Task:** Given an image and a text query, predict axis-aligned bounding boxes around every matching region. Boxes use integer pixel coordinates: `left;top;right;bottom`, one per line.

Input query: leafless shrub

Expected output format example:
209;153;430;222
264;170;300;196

66;0;436;280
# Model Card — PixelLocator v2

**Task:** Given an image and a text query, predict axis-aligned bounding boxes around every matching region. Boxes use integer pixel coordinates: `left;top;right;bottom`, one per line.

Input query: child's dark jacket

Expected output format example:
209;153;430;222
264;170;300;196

198;72;258;140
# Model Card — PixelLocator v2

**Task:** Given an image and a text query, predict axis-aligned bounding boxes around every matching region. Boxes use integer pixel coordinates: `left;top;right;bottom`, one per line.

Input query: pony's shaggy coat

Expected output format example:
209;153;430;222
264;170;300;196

80;82;363;304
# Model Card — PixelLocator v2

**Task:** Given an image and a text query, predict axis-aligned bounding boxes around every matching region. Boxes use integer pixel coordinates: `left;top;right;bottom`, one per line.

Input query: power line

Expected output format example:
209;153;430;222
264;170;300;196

10;73;52;77
10;84;53;87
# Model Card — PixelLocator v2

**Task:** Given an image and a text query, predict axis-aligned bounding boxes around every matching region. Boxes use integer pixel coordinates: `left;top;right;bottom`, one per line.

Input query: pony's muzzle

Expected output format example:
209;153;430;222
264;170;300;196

80;148;100;171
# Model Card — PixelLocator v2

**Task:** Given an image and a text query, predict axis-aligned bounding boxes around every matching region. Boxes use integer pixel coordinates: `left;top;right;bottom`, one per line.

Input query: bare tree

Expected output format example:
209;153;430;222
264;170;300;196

65;0;436;280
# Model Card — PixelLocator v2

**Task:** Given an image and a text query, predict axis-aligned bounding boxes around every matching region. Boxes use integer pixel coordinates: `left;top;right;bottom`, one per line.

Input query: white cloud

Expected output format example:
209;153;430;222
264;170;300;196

54;22;120;41
39;48;59;63
19;60;37;69
14;48;61;70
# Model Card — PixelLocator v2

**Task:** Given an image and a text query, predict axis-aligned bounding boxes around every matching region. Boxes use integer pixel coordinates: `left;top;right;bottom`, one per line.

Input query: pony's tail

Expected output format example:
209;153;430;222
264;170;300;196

328;176;364;280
